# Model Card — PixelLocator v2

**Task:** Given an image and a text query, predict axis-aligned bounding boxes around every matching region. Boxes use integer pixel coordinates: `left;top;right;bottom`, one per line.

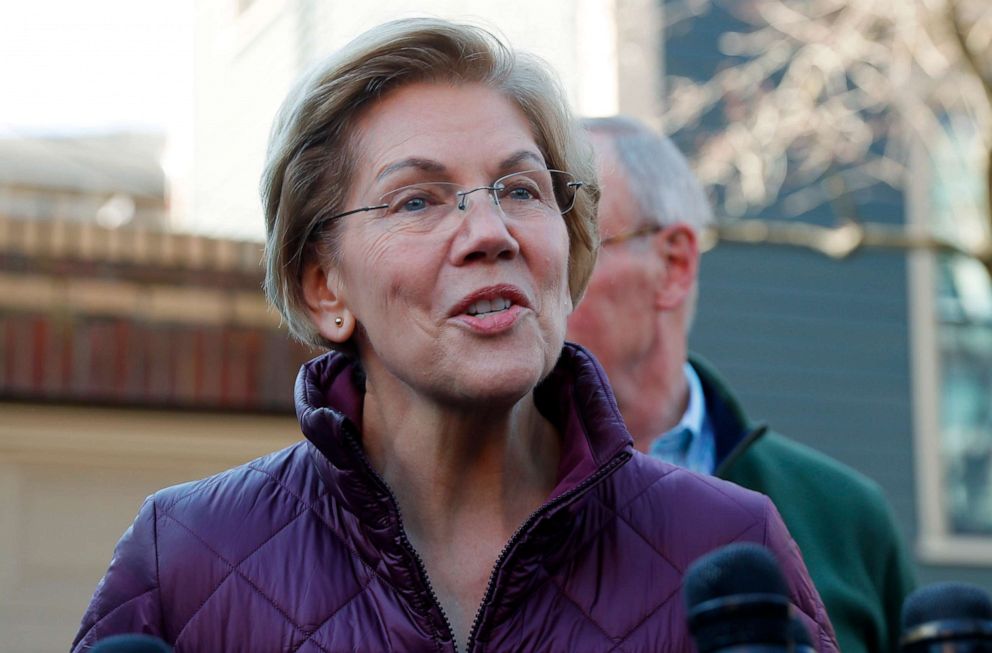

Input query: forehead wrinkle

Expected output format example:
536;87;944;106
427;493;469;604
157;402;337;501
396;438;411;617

375;157;448;182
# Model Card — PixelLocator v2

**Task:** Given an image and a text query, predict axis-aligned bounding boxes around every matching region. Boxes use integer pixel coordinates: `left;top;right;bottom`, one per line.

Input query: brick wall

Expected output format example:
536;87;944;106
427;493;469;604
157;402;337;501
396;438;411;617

0;215;313;412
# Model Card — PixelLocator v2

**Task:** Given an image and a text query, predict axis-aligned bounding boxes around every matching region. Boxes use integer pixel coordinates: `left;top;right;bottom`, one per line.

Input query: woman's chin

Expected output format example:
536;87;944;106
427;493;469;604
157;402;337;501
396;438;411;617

439;360;549;409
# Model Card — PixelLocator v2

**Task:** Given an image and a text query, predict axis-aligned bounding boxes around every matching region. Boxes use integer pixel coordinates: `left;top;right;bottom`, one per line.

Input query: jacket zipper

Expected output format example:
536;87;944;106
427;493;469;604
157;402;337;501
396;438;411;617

342;428;456;651
343;420;631;653
464;449;632;652
714;423;768;478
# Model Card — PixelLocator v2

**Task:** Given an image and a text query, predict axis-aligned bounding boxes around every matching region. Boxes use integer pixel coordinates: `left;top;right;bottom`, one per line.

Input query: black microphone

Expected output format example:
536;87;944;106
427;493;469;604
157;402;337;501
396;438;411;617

90;634;173;652
683;542;815;652
900;581;992;652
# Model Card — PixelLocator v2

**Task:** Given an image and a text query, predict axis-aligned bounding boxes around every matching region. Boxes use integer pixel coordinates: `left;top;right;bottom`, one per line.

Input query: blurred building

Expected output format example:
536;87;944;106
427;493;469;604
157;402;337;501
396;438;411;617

0;133;168;229
0;133;308;650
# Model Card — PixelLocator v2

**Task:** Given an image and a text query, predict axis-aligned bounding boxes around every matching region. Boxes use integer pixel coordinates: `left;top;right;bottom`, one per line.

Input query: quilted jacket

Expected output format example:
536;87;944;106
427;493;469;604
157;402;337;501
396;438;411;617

73;344;838;652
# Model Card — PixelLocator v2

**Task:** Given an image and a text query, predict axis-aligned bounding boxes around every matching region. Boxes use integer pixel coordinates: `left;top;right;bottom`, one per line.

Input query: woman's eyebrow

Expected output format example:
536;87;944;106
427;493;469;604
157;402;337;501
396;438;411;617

375;158;447;182
374;150;544;183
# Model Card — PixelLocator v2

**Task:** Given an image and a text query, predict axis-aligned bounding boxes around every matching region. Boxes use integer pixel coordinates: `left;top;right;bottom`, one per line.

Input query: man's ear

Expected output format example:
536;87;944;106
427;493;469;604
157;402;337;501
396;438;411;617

650;223;699;311
301;261;356;343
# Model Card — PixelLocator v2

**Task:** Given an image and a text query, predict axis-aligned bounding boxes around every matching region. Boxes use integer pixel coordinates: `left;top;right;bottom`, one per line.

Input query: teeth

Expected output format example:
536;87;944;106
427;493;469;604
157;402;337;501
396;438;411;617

467;297;512;316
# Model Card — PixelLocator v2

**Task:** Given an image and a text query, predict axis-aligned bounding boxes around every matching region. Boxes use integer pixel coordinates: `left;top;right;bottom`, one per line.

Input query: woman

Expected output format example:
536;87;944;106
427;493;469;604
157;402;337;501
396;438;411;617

73;18;837;653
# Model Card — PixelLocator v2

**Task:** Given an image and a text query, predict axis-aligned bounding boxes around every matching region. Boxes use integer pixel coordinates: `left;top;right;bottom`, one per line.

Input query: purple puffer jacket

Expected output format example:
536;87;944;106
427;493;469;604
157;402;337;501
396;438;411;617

73;344;838;652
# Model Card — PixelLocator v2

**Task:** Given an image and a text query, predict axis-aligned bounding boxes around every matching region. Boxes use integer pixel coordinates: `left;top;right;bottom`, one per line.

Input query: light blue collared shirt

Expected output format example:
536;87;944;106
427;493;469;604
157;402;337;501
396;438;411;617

647;363;716;474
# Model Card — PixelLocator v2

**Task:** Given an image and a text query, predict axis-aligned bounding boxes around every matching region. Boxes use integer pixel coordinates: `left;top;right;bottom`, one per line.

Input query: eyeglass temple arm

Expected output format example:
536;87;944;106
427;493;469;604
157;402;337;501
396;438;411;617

599;224;663;247
307;202;389;241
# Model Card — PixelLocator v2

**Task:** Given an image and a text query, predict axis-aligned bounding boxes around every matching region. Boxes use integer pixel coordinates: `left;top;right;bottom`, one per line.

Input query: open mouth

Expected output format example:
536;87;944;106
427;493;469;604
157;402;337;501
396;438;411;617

466;297;513;317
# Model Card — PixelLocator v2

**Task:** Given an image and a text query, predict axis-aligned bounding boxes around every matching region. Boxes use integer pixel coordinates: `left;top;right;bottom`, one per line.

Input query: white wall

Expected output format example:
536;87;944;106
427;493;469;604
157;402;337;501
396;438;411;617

0;403;298;652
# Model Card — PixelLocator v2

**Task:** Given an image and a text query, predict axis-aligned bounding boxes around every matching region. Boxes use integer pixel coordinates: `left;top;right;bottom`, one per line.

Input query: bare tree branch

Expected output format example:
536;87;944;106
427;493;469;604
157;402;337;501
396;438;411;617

667;0;992;259
947;0;992;109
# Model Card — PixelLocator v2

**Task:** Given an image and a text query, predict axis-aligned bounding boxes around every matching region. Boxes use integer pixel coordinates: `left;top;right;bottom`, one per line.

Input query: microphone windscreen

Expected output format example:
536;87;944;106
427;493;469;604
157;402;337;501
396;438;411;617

790;616;814;647
901;582;992;630
684;542;789;611
90;634;173;653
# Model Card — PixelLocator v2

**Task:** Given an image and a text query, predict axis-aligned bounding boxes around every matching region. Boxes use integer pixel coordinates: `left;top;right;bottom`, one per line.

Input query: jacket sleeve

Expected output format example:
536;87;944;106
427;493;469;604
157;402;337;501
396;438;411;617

71;495;165;652
760;497;839;653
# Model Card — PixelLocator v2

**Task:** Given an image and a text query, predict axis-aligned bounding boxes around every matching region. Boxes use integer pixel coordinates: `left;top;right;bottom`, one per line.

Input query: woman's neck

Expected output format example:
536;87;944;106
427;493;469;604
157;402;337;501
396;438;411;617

361;375;560;539
360;373;561;651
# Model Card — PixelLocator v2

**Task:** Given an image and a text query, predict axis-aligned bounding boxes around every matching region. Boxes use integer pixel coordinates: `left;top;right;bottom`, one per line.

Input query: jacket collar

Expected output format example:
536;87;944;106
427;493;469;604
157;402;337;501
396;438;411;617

295;343;632;501
688;354;769;477
292;344;633;635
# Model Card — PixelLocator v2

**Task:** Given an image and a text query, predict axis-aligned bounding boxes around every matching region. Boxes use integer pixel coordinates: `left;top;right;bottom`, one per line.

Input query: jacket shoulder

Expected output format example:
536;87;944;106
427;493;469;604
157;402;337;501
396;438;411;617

154;440;314;514
149;441;344;643
614;453;781;564
607;452;839;652
150;441;322;587
724;431;916;653
73;445;313;651
727;431;894;520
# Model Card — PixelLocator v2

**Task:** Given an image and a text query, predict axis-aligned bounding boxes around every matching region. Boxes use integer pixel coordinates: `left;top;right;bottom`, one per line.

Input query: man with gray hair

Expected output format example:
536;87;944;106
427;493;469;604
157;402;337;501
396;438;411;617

567;115;915;653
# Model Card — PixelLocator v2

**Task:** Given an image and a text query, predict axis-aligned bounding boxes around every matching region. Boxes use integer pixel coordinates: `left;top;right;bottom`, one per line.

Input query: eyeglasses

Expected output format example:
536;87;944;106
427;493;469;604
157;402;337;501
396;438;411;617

599;224;663;247
309;169;584;238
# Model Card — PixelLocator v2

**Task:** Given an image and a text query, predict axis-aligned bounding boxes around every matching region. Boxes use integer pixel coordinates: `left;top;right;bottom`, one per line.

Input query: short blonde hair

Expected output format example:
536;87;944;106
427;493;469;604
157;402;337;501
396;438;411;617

261;17;599;348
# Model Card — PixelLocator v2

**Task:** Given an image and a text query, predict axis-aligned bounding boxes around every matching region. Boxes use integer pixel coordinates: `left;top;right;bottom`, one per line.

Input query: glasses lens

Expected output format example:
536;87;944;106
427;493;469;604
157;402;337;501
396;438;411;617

551;170;581;213
494;170;580;218
377;182;460;230
370;172;583;233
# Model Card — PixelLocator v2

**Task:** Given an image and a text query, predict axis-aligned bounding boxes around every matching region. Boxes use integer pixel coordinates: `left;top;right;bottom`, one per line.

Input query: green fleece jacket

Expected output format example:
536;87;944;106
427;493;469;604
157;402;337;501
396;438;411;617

691;357;916;653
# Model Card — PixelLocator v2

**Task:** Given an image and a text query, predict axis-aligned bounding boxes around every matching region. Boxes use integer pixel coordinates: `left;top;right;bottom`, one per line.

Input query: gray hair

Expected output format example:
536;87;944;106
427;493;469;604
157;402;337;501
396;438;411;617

581;115;713;233
261;18;600;349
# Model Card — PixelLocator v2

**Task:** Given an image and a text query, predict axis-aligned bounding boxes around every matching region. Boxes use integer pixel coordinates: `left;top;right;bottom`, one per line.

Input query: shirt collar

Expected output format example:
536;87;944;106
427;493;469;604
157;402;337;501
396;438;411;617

647;362;714;473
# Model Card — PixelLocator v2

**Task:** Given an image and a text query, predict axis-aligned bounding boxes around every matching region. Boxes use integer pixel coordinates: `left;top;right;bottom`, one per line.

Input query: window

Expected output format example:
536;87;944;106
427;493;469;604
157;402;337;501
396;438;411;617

912;118;992;562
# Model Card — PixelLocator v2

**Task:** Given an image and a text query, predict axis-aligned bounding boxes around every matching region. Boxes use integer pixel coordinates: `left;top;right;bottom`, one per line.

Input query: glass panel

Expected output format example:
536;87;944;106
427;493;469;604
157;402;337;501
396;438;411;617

938;303;992;534
931;117;992;537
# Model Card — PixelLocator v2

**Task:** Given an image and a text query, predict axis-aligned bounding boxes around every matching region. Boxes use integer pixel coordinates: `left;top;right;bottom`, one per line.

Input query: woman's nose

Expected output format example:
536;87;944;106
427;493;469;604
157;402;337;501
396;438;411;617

449;188;520;264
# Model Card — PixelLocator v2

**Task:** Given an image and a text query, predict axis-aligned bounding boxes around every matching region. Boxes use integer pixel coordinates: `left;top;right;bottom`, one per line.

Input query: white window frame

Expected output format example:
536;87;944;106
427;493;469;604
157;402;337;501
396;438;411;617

909;133;992;565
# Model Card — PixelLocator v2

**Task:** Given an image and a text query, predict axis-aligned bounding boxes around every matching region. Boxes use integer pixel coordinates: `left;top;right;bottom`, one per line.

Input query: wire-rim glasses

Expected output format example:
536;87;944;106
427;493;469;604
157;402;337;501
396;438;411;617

307;168;585;241
599;224;663;247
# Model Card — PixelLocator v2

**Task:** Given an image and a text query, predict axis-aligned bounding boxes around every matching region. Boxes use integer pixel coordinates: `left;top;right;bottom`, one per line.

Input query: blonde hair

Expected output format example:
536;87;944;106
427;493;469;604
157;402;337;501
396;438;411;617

261;17;599;348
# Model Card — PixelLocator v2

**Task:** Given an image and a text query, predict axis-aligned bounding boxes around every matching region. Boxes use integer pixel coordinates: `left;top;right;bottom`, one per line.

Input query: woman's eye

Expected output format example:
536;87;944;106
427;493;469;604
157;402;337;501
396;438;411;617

386;192;434;214
504;182;541;201
400;197;428;212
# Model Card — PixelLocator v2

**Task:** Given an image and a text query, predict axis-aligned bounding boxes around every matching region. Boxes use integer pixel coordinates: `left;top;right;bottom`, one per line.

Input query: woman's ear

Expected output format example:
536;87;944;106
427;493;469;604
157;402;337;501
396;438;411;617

650;223;699;311
301;261;356;343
